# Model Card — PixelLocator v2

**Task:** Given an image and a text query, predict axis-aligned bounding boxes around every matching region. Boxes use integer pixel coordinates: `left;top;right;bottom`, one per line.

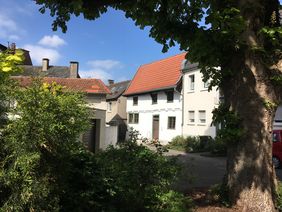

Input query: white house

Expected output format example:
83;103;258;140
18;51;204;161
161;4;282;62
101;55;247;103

181;61;220;138
124;53;186;144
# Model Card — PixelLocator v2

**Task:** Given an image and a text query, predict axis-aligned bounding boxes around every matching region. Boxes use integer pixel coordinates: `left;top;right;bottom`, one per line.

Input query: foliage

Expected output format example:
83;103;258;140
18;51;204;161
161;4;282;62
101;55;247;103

212;104;244;144
0;50;23;128
276;181;282;211
95;141;192;211
209;182;230;207
0;79;90;211
168;135;213;153
209;137;227;156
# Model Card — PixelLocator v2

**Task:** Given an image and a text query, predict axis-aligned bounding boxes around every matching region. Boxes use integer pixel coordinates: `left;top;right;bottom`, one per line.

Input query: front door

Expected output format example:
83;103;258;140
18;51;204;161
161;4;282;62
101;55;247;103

152;115;159;140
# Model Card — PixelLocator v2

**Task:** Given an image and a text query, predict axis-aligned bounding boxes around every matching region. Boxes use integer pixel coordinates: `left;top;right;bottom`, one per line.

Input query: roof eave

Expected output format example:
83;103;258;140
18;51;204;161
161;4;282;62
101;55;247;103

123;85;176;97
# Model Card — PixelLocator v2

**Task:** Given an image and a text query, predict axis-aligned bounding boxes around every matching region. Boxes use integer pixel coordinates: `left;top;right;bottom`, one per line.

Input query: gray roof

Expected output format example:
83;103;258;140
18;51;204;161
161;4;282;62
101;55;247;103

13;65;74;78
181;60;199;73
107;80;131;100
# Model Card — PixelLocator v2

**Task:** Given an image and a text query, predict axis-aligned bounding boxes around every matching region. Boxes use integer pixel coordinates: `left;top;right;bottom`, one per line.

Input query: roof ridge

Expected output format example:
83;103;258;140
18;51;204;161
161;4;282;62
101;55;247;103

140;52;186;67
110;80;131;86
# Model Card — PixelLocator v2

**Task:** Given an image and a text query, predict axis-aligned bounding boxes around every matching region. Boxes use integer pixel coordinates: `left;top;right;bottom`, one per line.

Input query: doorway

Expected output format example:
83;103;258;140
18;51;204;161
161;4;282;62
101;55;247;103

152;115;159;140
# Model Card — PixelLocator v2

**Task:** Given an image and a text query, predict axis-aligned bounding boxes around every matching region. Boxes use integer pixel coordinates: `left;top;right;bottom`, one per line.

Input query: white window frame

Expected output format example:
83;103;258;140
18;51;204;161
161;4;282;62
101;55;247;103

188;111;195;124
198;110;206;124
188;75;195;91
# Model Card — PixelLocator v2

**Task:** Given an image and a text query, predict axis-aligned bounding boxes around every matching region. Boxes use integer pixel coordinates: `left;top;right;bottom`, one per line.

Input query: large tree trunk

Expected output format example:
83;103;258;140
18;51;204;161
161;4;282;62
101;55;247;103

220;1;281;210
223;54;278;211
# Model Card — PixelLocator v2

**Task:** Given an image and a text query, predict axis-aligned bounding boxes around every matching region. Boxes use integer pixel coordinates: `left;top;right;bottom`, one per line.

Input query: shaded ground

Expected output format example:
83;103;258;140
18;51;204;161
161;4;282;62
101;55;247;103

164;148;282;211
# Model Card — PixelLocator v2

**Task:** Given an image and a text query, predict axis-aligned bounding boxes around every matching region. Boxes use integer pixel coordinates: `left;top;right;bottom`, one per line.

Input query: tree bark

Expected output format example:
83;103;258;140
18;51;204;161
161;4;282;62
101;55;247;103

222;53;278;211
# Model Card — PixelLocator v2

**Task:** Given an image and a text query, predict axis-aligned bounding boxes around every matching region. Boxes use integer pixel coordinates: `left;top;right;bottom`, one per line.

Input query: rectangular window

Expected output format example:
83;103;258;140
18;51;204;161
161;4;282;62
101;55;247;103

151;93;158;104
203;80;209;89
129;113;139;124
166;91;174;102
198;110;206;124
168;117;176;129
188;111;195;123
133;96;138;105
189;75;195;91
134;113;139;124
129;113;134;123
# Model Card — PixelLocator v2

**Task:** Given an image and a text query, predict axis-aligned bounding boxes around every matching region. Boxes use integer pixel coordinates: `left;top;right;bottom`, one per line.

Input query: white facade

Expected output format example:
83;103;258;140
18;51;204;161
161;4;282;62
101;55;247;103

126;90;182;144
182;67;219;138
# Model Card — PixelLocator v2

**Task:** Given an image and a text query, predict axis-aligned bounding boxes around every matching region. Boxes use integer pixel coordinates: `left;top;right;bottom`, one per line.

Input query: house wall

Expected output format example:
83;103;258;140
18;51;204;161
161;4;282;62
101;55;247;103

85;94;107;111
106;95;127;123
127;91;182;144
182;68;219;138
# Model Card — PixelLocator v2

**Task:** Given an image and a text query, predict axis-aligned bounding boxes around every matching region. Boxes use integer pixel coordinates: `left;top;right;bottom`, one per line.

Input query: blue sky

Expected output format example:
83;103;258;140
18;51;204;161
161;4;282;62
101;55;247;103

0;0;181;82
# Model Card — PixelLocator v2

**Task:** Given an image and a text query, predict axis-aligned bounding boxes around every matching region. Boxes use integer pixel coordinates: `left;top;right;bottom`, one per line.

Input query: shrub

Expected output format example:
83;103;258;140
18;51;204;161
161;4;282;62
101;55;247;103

276;181;282;211
209;137;227;156
168;135;213;153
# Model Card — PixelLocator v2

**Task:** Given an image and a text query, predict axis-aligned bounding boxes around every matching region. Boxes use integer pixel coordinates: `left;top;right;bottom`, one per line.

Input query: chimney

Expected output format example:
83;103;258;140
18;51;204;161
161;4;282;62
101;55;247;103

10;43;16;53
70;61;79;78
108;79;114;85
42;58;49;71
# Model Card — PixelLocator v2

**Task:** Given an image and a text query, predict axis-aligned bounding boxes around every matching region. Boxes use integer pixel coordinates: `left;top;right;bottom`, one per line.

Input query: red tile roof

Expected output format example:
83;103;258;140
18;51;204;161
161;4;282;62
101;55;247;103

124;53;186;96
12;76;110;94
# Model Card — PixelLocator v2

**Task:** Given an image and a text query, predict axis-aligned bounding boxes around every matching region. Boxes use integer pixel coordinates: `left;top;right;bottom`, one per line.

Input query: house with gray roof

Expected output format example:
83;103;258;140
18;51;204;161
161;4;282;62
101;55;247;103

14;58;80;78
106;80;130;141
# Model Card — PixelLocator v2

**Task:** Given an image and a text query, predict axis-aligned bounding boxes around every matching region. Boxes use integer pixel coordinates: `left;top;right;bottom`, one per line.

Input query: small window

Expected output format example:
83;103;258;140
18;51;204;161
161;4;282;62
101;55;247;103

168;117;176;129
189;75;195;91
199;110;206;124
107;102;112;112
134;113;139;124
188;111;195;123
129;113;139;124
203;80;209;89
133;96;138;105
151;93;158;104
166;91;174;102
129;113;134;123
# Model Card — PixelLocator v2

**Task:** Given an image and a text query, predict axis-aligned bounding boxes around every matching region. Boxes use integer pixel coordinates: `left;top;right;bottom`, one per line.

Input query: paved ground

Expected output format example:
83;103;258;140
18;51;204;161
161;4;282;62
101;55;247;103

165;149;282;193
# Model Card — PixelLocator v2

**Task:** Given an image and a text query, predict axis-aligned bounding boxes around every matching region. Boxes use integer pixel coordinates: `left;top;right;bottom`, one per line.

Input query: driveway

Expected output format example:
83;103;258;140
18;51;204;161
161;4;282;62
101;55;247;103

165;149;282;193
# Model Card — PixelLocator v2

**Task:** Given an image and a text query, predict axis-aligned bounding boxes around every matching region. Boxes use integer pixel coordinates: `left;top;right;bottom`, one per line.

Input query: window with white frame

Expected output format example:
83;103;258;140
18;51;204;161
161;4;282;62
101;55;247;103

198;110;206;124
189;75;195;91
129;113;139;124
167;117;176;129
203;80;210;89
188;111;195;123
133;96;138;105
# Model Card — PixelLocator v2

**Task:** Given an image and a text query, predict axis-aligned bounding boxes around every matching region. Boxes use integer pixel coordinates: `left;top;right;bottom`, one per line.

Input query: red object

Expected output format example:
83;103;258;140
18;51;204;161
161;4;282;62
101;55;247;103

272;130;282;167
12;76;110;94
124;53;186;96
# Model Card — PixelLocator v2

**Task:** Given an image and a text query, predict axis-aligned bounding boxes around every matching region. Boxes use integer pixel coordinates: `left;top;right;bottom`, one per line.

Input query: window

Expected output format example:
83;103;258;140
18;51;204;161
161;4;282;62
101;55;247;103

203;80;209;89
151;93;158;104
198;110;206;124
188;111;195;123
166;91;174;102
133;96;138;105
168;117;176;129
107;102;112;112
189;75;195;91
129;113;139;124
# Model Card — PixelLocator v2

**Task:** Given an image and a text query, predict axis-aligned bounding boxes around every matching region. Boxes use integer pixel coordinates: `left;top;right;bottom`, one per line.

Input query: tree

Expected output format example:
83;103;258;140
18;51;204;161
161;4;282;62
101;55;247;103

34;0;282;210
0;79;90;210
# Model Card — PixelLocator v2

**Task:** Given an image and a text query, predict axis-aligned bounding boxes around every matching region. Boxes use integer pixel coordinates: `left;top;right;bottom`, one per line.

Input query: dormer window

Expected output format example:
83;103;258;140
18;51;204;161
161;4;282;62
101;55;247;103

151;93;158;104
133;96;138;105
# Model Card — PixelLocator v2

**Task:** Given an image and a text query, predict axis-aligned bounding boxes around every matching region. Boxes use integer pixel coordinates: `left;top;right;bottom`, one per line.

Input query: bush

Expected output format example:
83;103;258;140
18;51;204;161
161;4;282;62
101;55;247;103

168;135;213;153
95;142;192;211
276;181;282;210
209;137;227;156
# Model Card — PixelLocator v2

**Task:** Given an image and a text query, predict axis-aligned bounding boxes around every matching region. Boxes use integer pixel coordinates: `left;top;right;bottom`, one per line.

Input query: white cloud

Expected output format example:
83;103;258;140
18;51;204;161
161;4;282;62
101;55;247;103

0;13;22;41
87;60;123;70
80;59;124;82
38;35;66;48
23;44;61;65
79;69;112;82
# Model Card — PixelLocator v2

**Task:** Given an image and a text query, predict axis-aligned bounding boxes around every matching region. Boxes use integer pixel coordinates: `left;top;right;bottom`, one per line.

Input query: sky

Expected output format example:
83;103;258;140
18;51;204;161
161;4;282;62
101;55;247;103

0;0;181;82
